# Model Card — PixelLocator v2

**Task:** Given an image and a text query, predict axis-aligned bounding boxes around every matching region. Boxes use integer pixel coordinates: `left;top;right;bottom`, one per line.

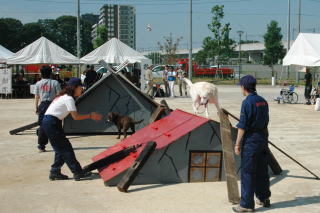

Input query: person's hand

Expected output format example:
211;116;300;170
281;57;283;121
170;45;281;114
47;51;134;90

234;145;241;155
90;112;103;121
36;108;40;114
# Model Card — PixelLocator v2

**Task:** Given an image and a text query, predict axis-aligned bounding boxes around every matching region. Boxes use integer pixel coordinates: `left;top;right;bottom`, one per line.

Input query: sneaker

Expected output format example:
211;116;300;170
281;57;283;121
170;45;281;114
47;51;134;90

305;101;311;105
256;198;271;208
73;171;92;181
49;172;69;181
38;148;46;153
232;205;254;212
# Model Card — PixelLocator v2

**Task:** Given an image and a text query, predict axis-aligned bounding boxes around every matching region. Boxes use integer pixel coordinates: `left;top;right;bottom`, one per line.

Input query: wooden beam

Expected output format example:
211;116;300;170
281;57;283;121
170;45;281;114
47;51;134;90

219;110;240;204
117;141;157;192
82;145;141;173
9;122;38;135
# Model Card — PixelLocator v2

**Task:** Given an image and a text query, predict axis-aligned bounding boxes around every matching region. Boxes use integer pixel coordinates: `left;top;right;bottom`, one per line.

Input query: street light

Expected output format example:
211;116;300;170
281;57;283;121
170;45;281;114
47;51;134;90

77;0;80;77
237;30;244;81
188;0;193;80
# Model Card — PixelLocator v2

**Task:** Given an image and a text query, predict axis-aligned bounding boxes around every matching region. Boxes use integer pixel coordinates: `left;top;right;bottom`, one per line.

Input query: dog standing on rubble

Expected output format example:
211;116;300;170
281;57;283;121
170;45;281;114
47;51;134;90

107;112;144;139
183;78;220;117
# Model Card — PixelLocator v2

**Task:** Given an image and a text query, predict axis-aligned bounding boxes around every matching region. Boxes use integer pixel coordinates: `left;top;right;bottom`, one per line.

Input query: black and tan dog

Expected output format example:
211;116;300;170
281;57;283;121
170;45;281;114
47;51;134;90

107;112;144;139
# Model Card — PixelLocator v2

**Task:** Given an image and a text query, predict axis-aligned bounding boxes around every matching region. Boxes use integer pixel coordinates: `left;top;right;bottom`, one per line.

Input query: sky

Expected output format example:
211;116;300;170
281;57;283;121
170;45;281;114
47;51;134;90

1;0;320;51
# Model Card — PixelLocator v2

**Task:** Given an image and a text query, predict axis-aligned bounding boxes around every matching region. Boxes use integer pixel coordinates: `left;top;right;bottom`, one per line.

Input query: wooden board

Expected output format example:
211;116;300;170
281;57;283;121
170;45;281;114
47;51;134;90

117;141;157;192
9;121;38;135
83;145;139;173
149;105;166;123
266;148;283;175
219;111;240;204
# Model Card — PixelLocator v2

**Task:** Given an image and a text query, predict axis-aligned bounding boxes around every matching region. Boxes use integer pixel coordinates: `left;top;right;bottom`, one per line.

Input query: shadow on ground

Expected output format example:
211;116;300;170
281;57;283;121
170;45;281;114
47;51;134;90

256;196;320;212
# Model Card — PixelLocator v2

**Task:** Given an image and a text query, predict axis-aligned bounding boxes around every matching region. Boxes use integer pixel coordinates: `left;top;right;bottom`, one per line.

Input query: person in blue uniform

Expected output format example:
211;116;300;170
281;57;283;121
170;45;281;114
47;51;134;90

232;75;271;212
42;78;102;181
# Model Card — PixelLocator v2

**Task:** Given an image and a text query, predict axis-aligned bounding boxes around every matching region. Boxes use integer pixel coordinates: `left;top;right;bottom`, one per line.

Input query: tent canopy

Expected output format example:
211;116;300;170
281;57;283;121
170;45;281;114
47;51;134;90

283;33;320;66
6;37;80;65
0;45;14;63
81;38;148;64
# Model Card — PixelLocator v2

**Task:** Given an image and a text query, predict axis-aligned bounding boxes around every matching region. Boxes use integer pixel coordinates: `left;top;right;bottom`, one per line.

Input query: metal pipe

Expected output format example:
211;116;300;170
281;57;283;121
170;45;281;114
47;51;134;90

286;0;290;80
221;108;319;180
188;0;193;80
77;0;81;77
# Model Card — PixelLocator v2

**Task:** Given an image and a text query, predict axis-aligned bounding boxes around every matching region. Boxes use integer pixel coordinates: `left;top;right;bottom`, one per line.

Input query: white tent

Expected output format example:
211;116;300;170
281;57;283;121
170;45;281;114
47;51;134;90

6;37;80;65
81;38;149;64
0;45;14;63
283;33;320;66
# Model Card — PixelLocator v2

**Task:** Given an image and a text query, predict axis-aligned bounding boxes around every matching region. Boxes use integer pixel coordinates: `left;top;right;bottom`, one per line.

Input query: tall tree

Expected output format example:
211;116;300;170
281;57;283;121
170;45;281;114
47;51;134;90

157;33;183;64
80;19;94;55
0;18;23;52
81;13;99;26
263;20;285;77
194;50;207;65
54;16;77;55
146;52;162;65
38;19;57;41
19;23;44;48
94;25;108;49
200;5;235;66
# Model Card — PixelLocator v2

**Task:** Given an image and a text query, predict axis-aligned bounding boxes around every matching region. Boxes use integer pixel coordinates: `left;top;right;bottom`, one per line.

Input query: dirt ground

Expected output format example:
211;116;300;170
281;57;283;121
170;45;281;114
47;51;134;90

0;85;319;213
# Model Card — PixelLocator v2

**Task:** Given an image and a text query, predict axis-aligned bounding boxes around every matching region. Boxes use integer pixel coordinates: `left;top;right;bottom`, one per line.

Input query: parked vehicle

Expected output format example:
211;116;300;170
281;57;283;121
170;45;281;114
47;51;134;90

177;58;234;77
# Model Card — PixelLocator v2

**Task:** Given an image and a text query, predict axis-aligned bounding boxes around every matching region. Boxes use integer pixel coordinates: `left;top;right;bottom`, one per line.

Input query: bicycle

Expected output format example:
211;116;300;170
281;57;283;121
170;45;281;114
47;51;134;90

275;85;299;104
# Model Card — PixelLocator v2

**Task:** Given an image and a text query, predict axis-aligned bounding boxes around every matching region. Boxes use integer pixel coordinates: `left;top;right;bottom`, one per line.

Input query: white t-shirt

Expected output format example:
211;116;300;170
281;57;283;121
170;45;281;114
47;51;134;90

45;94;77;120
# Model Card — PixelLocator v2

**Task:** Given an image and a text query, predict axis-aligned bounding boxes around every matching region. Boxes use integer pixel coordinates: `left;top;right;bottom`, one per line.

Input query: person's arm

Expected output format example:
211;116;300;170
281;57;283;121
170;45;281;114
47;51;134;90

35;95;40;113
66;96;102;121
235;101;249;155
235;128;245;155
34;84;40;113
70;111;102;121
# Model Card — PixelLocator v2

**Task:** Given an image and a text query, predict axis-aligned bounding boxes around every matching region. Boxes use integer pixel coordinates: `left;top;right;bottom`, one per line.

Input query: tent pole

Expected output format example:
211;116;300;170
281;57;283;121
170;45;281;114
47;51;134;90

76;0;81;77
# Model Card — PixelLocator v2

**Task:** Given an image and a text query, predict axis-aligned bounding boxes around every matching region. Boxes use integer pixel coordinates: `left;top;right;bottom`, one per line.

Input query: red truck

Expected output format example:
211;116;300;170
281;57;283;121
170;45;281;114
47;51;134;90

177;58;234;77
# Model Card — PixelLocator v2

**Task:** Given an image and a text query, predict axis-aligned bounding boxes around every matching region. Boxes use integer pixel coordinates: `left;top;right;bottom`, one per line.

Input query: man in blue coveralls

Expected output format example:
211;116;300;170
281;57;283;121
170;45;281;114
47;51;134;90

232;75;271;212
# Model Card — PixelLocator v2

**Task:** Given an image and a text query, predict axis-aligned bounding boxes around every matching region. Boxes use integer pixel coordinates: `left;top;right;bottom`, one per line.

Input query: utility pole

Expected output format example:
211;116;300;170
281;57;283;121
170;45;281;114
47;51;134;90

287;0;292;81
77;0;81;77
188;0;193;80
237;30;244;81
298;0;301;34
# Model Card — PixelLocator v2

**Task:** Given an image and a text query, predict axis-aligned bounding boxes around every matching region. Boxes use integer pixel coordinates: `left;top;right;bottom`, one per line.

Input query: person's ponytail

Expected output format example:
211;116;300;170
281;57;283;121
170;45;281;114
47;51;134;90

57;85;76;98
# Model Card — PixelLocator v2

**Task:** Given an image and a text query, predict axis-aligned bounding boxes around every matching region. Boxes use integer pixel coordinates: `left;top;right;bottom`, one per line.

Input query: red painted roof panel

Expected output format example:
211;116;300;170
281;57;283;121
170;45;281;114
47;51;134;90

92;109;209;182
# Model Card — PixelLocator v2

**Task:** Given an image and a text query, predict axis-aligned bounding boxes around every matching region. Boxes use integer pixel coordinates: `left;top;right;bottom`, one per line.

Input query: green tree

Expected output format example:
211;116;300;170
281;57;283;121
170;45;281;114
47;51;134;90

54;16;77;55
200;5;235;66
80;20;94;55
157;33;183;64
38;19;57;42
146;52;162;65
0;18;23;52
263;20;285;77
194;50;207;65
94;26;108;48
19;23;44;47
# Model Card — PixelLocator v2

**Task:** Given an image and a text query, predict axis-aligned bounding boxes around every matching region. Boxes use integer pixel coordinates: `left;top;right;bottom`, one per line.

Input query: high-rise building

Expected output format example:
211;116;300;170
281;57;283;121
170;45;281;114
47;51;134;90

92;4;136;49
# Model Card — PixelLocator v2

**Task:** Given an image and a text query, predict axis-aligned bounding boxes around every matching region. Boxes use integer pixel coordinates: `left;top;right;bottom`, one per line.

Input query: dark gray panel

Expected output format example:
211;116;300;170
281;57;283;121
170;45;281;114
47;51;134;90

63;74;158;134
105;120;241;185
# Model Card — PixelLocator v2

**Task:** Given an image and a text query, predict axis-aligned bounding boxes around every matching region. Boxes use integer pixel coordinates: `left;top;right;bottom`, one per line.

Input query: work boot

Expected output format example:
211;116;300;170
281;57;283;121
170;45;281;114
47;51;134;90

38;148;46;153
49;172;69;181
256;198;271;208
232;205;254;212
73;171;92;181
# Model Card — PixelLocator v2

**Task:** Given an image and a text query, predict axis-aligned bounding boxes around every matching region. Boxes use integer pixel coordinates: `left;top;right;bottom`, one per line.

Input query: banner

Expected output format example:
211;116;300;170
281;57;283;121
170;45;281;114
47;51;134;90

0;68;12;94
140;58;152;91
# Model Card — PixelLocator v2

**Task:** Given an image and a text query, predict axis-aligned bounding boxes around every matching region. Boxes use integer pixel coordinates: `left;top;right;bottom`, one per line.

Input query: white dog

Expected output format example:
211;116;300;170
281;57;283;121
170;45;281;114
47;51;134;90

183;78;220;118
